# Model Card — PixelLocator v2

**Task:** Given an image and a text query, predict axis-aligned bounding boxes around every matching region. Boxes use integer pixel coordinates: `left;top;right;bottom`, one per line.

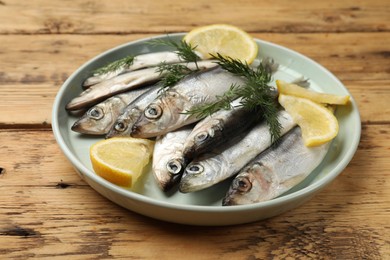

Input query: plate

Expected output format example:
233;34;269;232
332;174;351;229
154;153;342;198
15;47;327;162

52;33;361;226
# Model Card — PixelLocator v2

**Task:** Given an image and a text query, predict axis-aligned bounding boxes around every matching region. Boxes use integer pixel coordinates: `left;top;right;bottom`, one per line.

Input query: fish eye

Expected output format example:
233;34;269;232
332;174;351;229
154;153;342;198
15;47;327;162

144;104;162;119
88;107;103;120
114;121;126;132
186;164;204;175
166;159;182;175
234;178;252;192
195;132;208;143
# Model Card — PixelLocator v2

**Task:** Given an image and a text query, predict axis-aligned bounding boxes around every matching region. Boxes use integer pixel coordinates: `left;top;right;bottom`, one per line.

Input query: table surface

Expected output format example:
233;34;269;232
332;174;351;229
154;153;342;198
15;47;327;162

1;0;389;259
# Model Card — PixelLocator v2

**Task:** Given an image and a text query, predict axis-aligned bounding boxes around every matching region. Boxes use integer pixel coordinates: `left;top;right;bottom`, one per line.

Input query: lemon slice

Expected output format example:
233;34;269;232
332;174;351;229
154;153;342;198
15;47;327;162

278;94;339;147
276;80;350;105
184;24;258;64
90;137;154;187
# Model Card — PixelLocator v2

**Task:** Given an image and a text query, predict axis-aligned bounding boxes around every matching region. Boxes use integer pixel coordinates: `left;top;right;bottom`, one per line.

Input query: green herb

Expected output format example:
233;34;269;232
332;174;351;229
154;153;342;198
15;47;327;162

148;37;200;67
211;53;271;84
93;55;135;75
156;62;193;92
149;37;202;92
187;54;282;143
187;83;240;118
238;81;281;143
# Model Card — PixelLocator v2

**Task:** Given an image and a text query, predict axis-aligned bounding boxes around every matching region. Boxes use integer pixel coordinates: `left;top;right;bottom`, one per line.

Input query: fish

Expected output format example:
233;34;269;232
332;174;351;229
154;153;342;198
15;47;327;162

105;84;161;138
131;67;246;138
71;87;151;135
67;67;161;111
181;89;278;160
181;100;260;160
66;60;217;111
179;110;296;193
152;126;193;191
222;127;330;206
83;51;183;87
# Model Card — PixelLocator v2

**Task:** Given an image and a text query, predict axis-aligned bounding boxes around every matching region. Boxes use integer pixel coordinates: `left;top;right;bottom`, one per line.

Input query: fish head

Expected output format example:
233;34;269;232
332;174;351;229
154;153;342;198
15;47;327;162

182;118;223;159
223;163;275;206
106;107;142;138
179;155;223;193
131;91;185;138
71;102;113;135
154;157;186;191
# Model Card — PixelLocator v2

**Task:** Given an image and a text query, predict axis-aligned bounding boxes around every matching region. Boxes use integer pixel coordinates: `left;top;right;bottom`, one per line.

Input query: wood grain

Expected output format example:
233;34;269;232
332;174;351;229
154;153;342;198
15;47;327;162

1;33;389;85
0;33;389;125
0;0;389;34
0;0;389;258
1;80;388;127
0;125;388;259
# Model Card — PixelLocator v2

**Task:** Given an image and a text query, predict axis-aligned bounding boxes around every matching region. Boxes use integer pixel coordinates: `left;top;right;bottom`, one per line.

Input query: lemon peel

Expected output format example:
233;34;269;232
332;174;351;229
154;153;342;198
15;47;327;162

90;137;154;187
278;94;339;147
184;24;258;64
276;80;350;105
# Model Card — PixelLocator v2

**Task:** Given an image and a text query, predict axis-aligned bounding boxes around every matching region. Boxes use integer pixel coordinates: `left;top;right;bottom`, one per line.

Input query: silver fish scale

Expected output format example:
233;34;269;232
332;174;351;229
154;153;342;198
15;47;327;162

177;68;240;99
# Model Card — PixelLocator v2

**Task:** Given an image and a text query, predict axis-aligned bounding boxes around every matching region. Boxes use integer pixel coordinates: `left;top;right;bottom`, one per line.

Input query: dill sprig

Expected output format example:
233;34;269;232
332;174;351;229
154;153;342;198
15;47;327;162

187;54;282;143
149;37;201;92
187;84;240;118
156;62;193;92
212;53;271;84
148;37;200;68
239;80;281;143
93;55;134;75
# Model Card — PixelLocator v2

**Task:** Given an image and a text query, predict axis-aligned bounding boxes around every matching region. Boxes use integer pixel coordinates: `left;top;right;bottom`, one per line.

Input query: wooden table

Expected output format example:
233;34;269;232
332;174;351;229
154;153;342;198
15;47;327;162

1;0;389;258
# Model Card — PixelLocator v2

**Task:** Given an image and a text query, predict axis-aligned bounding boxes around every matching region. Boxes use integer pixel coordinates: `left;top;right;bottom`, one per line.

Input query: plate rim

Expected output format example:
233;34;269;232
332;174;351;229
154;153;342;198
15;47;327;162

52;33;361;214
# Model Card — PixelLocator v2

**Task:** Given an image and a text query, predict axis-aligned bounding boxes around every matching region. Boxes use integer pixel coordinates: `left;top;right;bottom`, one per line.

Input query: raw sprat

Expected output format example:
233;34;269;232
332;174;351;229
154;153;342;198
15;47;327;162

66;24;351;204
180;110;296;193
184;54;281;143
223;126;331;205
83;51;182;87
66;61;216;111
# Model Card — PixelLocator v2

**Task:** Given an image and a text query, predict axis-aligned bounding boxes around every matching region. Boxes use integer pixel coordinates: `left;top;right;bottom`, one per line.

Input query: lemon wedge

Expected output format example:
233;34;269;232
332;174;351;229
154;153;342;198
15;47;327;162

184;24;258;64
276;80;350;105
278;94;339;147
90;137;154;187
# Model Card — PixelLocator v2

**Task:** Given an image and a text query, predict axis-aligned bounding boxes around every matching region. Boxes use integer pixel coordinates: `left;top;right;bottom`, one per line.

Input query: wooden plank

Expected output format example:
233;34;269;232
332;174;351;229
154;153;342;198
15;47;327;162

259;33;390;82
0;125;388;259
0;33;388;85
0;33;389;126
1;79;389;126
0;34;144;86
0;33;388;84
344;80;390;123
0;0;387;258
0;84;56;126
0;0;389;34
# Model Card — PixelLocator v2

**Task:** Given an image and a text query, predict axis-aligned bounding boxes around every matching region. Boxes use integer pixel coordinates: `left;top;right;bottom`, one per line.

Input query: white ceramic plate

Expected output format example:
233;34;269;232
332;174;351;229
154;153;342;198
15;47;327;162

52;33;361;226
